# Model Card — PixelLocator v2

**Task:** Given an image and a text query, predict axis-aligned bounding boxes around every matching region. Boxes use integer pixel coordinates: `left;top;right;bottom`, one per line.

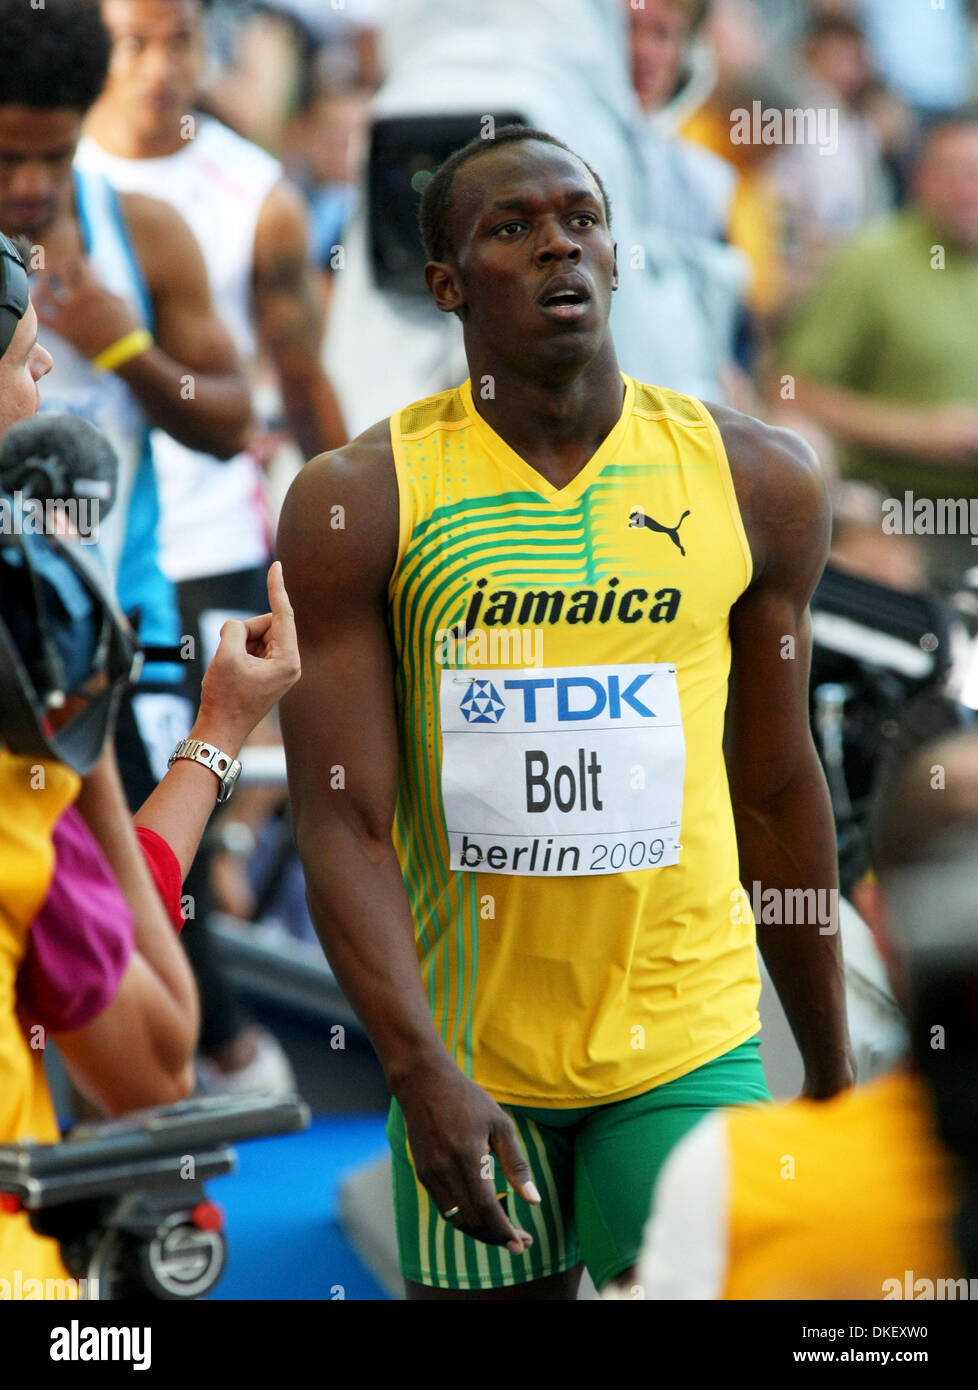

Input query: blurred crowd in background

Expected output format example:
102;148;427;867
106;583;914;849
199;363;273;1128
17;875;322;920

197;0;978;588
8;0;978;1097
185;0;978;961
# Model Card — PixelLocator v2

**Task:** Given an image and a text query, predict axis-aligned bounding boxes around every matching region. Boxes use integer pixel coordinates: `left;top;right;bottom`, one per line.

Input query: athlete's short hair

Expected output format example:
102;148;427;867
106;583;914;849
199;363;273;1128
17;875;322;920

0;0;111;114
418;124;613;265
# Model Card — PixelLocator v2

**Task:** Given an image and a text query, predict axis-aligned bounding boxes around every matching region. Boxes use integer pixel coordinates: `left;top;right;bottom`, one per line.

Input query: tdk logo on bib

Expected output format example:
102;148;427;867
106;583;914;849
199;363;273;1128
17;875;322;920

460;679;506;723
441;663;686;877
502;673;656;723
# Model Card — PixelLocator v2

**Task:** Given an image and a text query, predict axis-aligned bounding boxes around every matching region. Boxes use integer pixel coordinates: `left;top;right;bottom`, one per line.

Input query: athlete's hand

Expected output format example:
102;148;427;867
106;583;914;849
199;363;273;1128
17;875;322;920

395;1058;541;1254
32;255;143;361
194;561;302;753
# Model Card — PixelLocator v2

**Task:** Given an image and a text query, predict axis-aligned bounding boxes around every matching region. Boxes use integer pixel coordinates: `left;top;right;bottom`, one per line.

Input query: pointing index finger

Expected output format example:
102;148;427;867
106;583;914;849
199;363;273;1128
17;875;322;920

267;560;294;619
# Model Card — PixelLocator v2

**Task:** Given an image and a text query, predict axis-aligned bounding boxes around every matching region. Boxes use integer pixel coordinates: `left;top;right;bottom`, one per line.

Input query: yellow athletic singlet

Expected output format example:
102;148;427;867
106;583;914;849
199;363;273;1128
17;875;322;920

388;373;761;1106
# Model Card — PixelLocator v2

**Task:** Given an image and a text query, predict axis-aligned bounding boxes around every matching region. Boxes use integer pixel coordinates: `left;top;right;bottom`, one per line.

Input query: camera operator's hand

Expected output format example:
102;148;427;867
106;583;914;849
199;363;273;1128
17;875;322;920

192;561;301;755
32;256;145;363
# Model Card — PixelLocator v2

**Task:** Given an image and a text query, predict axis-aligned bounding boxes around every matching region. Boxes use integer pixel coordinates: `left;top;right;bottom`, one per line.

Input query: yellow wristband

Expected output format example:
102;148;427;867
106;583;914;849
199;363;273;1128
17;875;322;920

91;328;153;372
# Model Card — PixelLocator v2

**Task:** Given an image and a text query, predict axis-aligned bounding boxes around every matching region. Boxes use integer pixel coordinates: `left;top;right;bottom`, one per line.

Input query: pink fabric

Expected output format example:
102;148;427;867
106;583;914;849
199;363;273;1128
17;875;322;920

18;806;134;1033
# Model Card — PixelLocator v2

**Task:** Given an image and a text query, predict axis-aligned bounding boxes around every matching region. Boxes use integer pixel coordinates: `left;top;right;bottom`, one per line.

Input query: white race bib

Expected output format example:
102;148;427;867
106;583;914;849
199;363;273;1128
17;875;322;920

440;663;685;876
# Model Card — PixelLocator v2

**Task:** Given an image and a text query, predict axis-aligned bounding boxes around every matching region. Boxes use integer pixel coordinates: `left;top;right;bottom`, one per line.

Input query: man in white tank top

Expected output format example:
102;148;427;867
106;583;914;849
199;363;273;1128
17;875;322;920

78;0;346;1096
78;0;347;599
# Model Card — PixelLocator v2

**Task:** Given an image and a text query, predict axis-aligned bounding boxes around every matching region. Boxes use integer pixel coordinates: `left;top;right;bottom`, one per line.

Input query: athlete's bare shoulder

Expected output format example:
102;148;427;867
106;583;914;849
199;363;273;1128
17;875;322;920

287;417;397;525
277;419;398;621
701;400;829;589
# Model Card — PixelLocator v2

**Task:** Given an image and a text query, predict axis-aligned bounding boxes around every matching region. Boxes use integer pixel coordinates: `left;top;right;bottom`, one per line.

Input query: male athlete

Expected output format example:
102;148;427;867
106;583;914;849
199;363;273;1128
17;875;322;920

279;126;855;1299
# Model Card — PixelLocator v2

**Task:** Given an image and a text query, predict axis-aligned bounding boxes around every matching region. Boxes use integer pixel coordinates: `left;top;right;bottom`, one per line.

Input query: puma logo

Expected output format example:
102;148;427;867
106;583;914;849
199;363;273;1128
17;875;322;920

629;507;690;556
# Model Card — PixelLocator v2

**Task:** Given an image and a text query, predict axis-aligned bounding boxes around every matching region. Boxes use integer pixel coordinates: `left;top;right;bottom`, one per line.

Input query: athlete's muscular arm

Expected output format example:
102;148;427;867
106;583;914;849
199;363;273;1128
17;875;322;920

252;181;347;460
117;194;252;458
277;429;538;1253
712;405;856;1100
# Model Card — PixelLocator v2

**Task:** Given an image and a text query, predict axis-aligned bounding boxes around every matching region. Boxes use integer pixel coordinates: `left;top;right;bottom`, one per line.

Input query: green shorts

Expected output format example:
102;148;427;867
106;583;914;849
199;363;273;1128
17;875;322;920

387;1035;770;1292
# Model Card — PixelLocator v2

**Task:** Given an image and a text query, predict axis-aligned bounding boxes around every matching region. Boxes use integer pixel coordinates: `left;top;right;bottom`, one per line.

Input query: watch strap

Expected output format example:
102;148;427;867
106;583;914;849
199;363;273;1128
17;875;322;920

168;737;241;803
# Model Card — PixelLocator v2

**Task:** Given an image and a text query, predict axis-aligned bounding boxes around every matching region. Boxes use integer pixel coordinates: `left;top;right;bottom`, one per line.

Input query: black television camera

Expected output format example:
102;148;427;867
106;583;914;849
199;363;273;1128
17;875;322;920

809;563;974;894
0;1095;309;1299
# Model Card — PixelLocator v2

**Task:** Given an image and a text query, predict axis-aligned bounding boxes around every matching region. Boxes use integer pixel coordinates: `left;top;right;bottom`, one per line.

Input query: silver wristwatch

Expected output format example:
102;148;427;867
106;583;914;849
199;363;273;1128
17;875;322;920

168;737;241;803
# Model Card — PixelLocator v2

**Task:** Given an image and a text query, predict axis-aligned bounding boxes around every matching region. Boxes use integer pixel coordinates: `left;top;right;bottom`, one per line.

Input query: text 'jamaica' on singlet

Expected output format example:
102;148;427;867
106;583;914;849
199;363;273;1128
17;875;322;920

388;373;761;1107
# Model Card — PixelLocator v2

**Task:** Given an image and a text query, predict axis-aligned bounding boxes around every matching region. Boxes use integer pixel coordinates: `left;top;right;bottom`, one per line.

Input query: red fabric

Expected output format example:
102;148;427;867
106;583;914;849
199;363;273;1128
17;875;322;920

135;826;185;932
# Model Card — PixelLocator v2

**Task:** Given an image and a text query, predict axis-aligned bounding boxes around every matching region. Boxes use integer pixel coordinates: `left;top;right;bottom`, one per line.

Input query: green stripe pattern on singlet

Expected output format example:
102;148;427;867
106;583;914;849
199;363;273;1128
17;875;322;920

392;485;612;1079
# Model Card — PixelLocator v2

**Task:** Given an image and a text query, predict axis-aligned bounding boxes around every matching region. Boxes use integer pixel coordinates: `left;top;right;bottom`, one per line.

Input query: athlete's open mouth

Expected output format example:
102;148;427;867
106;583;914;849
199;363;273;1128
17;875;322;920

538;276;591;320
